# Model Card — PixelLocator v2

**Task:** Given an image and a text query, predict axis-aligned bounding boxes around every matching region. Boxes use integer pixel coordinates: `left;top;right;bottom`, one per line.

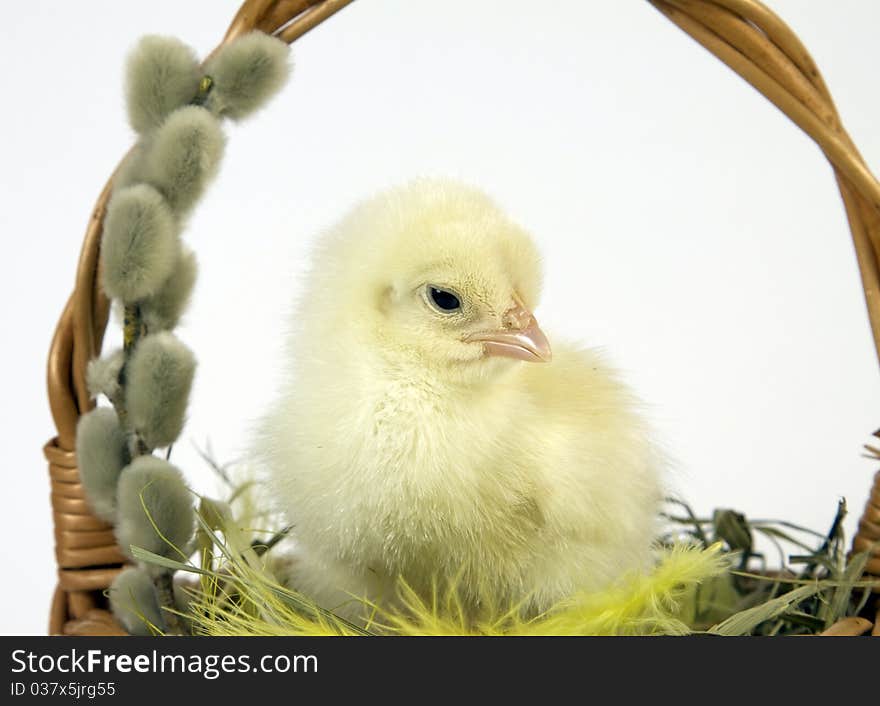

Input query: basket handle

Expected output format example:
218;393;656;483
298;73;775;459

649;0;880;365
45;0;880;635
648;0;880;615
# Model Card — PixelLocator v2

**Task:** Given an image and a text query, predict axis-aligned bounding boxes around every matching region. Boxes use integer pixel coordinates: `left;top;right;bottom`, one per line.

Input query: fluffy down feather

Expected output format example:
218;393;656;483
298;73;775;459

125;35;201;135
126;332;196;450
203;31;291;120
109;567;165;635
189;543;727;636
76;407;130;522
100;184;178;303
115;455;194;565
258;179;665;624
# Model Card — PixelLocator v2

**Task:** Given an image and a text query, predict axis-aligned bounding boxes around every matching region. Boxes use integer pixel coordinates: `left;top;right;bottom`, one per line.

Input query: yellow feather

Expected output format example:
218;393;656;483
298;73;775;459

185;541;727;636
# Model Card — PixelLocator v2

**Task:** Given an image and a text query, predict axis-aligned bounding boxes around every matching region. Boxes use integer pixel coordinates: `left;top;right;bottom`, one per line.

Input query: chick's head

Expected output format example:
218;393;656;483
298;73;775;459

308;179;550;381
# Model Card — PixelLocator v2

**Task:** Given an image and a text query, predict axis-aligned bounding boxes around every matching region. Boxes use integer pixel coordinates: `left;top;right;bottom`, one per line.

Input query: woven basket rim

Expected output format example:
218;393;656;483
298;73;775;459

43;0;880;636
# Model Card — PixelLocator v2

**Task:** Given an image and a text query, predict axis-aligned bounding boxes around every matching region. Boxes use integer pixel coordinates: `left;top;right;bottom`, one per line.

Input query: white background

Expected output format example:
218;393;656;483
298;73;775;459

2;0;879;635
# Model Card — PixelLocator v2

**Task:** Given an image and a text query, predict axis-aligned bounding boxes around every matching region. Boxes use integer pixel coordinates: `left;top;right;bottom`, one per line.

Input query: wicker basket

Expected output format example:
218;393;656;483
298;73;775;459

43;0;880;636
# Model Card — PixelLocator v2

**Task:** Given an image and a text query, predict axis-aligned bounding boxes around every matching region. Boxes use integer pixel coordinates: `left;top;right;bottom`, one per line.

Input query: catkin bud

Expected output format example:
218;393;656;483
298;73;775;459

109;567;166;635
101;184;178;303
141;247;198;332
141;105;225;216
115;455;195;564
203;31;291;121
125;35;201;135
76;408;130;522
85;349;125;402
126;332;196;449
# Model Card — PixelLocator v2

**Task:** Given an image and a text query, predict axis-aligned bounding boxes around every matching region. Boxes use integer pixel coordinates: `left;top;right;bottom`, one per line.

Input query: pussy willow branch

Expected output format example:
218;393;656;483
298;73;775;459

110;72;223;636
118;303;150;458
154;571;184;636
119;302;186;633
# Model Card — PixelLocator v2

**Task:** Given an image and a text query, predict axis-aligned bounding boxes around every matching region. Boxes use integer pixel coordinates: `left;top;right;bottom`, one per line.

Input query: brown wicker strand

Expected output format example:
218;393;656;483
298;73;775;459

665;1;837;131
275;0;356;44
819;617;873;637
46;298;79;451
852;471;880;580
222;0;278;45
71;178;113;419
258;1;324;35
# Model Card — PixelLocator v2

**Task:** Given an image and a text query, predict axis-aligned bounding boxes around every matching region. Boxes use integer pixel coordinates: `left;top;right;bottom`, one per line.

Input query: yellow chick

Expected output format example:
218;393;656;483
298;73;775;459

258;179;663;622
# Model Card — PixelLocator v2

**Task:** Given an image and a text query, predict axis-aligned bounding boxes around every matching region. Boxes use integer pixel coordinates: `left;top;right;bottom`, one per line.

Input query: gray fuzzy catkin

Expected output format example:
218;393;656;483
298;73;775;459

203;31;290;120
141;106;225;216
141;247;198;331
126;332;196;449
86;349;125;402
76;408;130;522
112;142;148;192
101;184;179;303
126;35;201;135
115;455;195;563
109;567;166;635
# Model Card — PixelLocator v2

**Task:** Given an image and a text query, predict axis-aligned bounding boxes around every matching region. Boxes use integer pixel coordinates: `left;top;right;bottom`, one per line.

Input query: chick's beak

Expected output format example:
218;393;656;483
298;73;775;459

465;297;552;363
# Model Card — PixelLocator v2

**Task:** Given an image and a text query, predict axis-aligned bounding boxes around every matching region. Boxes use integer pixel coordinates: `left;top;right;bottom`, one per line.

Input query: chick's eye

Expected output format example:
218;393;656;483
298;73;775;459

428;286;461;312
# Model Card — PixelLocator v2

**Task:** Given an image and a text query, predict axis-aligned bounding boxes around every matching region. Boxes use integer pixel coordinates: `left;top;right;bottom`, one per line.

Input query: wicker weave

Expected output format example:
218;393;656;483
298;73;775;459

44;0;880;636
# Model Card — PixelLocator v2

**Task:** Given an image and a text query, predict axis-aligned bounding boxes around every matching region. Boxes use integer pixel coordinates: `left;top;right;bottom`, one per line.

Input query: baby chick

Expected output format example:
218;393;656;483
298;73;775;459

258;179;663;622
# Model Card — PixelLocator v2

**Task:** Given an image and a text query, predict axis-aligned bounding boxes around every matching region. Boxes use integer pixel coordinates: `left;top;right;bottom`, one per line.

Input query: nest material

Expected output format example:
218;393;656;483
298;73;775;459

118;466;733;636
44;0;880;635
180;540;732;637
662;499;879;636
124;477;876;636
